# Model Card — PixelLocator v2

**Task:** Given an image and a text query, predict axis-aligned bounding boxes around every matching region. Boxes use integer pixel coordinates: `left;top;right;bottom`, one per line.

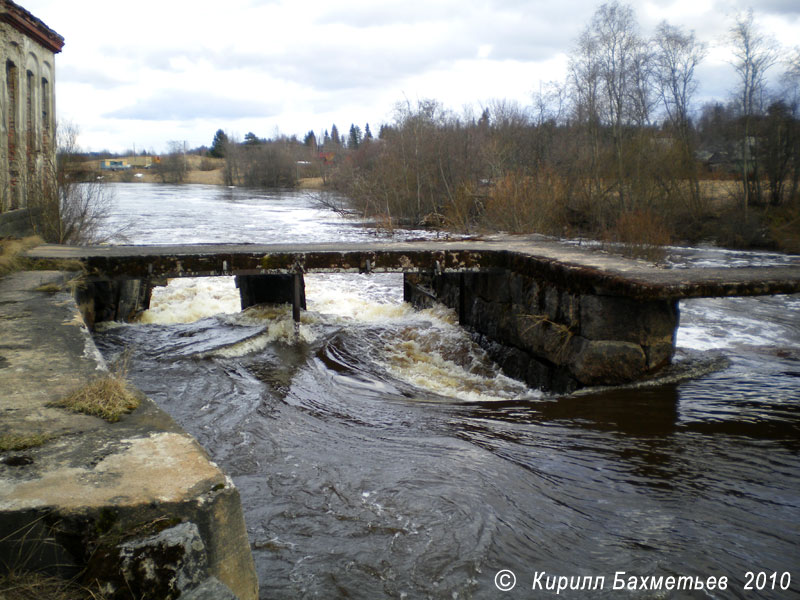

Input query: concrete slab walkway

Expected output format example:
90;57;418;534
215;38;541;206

0;271;257;599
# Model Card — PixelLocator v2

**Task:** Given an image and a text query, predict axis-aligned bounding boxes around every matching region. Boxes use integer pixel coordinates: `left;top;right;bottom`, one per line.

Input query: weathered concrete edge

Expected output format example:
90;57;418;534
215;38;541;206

0;271;258;599
26;241;800;300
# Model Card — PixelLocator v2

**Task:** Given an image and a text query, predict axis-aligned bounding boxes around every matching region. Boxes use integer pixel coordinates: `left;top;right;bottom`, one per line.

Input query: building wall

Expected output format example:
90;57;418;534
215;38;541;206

0;1;63;214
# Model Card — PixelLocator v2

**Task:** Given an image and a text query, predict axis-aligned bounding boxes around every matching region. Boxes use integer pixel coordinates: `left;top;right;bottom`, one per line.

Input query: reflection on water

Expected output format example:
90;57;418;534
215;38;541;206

95;185;800;599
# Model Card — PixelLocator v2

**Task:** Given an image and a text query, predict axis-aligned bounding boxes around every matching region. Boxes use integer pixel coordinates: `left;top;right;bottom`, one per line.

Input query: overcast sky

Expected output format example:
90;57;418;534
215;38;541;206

20;0;800;154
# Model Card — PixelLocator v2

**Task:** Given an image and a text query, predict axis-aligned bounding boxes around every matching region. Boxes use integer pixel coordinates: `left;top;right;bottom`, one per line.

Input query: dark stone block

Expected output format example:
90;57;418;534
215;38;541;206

182;577;239;600
580;295;678;345
571;339;647;385
86;522;211;600
236;274;305;310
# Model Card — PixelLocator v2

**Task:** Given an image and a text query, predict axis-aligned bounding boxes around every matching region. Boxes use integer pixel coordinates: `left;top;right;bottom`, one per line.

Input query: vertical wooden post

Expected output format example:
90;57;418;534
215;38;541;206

292;272;302;323
459;273;466;326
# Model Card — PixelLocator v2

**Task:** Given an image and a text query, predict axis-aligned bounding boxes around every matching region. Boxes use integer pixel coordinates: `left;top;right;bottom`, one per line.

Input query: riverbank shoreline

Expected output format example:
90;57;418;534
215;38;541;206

73;154;799;255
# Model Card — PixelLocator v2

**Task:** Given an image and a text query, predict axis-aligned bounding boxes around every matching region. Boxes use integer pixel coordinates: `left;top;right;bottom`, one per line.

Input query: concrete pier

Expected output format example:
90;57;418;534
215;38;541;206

404;271;679;392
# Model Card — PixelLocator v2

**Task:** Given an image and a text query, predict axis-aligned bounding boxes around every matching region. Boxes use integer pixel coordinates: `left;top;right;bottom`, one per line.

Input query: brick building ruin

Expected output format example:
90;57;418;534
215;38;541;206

0;0;63;215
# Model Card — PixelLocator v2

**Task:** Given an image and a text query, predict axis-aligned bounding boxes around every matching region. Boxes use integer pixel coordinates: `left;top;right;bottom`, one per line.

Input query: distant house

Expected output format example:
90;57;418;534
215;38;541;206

0;0;64;214
100;159;130;171
100;156;159;171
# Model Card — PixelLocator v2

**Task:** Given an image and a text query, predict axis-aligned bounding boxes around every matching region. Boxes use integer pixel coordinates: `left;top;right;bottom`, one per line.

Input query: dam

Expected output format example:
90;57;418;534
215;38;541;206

28;237;800;391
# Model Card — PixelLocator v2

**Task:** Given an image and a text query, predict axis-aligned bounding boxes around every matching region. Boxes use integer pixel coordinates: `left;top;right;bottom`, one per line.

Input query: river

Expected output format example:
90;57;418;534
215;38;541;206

94;183;800;599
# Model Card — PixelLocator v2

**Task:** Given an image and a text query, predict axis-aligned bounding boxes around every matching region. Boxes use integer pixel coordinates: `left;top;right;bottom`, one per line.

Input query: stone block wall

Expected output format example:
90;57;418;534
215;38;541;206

0;206;32;236
404;271;679;392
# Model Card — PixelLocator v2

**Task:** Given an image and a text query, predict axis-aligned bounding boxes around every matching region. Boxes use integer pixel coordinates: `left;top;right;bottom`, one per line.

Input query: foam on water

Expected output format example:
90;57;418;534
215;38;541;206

304;273;406;321
677;296;800;351
305;274;537;402
134;273;537;402
379;331;536;402
139;277;240;325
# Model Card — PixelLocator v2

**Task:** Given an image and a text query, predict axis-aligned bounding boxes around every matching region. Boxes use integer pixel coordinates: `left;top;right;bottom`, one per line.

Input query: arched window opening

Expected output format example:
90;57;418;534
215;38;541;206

41;78;50;131
6;60;19;210
26;70;34;163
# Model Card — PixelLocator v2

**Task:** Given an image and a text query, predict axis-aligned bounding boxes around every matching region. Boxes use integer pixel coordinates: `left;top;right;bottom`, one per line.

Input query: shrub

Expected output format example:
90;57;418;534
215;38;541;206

604;209;672;261
480;169;569;235
768;202;800;253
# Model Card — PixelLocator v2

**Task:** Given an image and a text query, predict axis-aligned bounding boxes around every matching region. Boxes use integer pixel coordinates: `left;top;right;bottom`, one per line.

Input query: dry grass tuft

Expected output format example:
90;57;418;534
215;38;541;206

50;358;140;423
51;376;139;423
29;258;85;273
0;236;44;278
0;433;50;452
34;282;63;294
0;572;105;600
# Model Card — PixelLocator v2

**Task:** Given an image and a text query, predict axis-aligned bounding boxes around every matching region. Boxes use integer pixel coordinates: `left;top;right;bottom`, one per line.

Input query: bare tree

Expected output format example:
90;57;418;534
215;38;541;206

569;27;605;213
154;141;188;184
728;9;780;217
222;134;242;186
781;48;800;203
653;21;708;211
580;1;648;210
781;46;800;110
28;121;115;244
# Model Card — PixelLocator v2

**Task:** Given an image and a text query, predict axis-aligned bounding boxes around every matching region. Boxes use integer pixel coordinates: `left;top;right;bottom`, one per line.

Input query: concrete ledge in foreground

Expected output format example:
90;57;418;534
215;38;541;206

0;271;258;599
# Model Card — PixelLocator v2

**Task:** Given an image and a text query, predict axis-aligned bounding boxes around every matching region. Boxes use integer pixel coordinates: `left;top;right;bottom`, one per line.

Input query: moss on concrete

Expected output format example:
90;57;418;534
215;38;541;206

0;434;50;452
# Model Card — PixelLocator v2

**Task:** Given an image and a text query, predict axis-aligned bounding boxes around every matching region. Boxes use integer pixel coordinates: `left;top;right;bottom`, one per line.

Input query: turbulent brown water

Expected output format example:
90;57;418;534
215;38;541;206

95;184;800;599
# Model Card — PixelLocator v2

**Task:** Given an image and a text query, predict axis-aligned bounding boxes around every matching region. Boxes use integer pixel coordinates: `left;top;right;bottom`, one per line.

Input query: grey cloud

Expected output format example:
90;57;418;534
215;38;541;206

95;1;589;103
751;0;800;16
268;39;473;91
58;65;129;89
313;0;463;27
105;90;280;121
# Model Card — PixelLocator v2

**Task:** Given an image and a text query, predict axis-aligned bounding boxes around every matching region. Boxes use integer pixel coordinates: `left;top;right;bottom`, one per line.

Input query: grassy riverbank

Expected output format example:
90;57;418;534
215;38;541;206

79;155;325;190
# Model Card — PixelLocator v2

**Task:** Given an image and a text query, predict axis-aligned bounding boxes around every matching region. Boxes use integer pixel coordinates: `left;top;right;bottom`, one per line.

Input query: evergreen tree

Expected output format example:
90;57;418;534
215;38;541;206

330;124;340;145
303;130;317;147
378;124;393;139
209;129;228;158
364;123;373;140
348;124;362;149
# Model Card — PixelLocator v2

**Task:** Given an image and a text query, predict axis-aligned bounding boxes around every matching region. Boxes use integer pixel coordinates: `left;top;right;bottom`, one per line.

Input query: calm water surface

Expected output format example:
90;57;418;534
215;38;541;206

96;184;800;599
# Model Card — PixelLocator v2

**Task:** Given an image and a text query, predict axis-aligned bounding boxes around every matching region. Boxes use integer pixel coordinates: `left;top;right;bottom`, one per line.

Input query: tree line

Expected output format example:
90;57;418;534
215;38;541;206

312;4;798;252
207;3;799;251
